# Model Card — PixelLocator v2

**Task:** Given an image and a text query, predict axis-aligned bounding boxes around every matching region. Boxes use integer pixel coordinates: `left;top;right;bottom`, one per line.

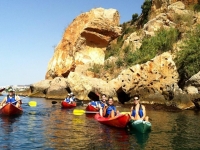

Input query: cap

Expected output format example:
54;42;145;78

8;88;15;92
70;92;74;95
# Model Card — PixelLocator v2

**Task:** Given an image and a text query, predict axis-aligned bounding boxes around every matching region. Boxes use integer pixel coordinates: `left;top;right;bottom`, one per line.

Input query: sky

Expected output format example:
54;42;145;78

0;0;144;86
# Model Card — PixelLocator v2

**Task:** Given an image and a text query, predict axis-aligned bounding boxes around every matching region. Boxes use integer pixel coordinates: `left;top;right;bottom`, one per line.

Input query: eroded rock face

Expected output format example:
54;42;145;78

110;52;180;101
67;72;116;100
46;8;121;79
184;71;200;94
150;0;198;19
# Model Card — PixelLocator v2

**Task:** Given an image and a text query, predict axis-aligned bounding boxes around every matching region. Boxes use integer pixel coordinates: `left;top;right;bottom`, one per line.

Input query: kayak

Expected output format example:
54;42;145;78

86;104;99;111
94;113;131;128
0;103;23;116
61;101;76;108
0;88;5;92
128;119;151;133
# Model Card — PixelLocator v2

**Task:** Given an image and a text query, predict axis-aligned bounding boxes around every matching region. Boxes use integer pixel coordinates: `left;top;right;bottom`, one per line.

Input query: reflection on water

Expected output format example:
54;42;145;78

0;96;199;149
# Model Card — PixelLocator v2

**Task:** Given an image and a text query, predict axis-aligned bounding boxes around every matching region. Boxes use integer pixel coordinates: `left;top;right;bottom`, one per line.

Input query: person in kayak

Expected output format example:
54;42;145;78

130;94;149;121
101;97;119;118
0;88;21;108
64;93;75;104
88;94;107;110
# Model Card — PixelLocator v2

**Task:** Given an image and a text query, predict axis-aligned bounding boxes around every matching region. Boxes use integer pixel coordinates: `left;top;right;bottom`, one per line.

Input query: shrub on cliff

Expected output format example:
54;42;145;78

194;0;200;12
175;24;200;86
140;0;152;25
124;28;179;66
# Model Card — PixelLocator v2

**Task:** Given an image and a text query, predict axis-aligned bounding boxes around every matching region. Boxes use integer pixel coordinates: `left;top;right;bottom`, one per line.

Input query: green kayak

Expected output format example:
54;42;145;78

129;119;151;133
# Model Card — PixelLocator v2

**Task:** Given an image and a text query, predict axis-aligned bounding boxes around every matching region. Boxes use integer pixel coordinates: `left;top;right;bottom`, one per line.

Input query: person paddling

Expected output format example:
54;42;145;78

101;97;119;118
130;95;149;121
64;92;75;104
88;94;107;110
0;88;21;108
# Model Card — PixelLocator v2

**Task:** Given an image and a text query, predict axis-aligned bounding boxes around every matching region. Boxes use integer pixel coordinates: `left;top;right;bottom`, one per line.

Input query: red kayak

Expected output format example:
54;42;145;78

0;103;23;116
0;88;5;93
86;105;99;111
61;101;76;108
94;113;131;128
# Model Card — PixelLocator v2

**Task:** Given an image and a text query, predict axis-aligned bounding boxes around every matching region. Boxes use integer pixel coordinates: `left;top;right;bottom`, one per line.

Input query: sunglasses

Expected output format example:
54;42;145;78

134;97;139;100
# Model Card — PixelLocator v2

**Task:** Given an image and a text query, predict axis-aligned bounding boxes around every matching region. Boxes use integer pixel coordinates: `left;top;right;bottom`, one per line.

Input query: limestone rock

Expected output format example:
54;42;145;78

110;52;179;102
30;80;52;97
46;8;121;79
184;71;200;94
46;77;69;99
150;0;198;19
144;13;176;36
67;72;116;100
122;32;143;52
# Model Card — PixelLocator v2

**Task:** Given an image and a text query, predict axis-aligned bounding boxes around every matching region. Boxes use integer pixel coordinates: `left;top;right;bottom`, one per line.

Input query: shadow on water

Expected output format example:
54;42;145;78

129;129;150;149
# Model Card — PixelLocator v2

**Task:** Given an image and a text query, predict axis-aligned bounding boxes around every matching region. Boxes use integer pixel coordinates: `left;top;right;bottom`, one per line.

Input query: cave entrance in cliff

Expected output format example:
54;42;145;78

116;87;131;104
88;91;100;101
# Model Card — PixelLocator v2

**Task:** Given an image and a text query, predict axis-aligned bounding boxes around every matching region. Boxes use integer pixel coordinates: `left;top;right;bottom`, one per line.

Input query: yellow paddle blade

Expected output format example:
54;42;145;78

120;112;130;115
73;109;85;115
29;101;37;107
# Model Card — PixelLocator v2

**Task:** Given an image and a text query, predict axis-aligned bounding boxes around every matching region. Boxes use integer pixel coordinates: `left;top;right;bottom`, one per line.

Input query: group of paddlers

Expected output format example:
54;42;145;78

88;94;149;121
1;87;149;122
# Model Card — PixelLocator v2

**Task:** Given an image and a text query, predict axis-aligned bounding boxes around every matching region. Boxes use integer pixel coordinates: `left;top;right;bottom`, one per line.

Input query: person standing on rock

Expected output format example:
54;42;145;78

130;94;149;121
0;88;21;108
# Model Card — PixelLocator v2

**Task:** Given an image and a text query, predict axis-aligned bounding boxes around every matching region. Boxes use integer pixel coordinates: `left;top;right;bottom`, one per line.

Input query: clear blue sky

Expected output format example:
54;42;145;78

0;0;144;86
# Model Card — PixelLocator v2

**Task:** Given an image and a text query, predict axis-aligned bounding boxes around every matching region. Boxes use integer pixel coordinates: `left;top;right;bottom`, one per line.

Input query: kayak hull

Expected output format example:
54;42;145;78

86;105;99;111
0;103;23;116
128;120;151;133
94;113;130;128
61;101;76;108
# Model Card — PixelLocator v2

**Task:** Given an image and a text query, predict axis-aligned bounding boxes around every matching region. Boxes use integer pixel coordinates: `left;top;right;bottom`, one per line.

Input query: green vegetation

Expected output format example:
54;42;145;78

175;24;200;83
123;28;179;66
194;0;200;12
131;13;138;24
140;0;152;25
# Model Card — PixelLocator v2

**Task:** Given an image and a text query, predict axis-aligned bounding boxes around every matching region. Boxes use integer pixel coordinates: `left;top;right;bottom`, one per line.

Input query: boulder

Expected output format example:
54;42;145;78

184;71;200;94
67;72;116;100
30;80;52;97
46;77;69;99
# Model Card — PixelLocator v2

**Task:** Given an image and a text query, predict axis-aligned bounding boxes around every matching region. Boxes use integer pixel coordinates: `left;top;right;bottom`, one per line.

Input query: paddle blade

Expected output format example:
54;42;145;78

29;101;37;107
52;101;57;104
73;109;85;115
120;112;130;115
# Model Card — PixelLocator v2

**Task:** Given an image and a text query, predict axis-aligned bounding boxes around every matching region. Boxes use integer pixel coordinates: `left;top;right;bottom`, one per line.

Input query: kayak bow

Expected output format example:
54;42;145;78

0;103;23;116
94;113;130;128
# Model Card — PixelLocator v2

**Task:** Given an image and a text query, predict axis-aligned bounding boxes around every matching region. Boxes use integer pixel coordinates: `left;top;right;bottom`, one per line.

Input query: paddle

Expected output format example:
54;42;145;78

19;91;39;107
73;109;130;115
51;98;83;105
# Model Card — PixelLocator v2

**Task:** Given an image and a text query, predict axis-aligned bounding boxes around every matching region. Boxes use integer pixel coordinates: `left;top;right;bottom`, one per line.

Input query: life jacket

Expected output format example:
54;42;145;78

65;98;70;103
106;105;116;116
6;95;17;105
90;101;99;107
99;101;106;108
131;104;143;118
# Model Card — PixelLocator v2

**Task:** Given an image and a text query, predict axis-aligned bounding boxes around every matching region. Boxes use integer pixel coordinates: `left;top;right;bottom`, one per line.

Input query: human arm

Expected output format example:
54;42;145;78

0;97;7;106
103;105;108;117
141;105;146;120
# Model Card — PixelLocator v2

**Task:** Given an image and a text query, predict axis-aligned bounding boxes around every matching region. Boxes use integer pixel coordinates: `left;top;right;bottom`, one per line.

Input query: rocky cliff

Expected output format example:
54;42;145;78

30;2;200;110
45;8;121;79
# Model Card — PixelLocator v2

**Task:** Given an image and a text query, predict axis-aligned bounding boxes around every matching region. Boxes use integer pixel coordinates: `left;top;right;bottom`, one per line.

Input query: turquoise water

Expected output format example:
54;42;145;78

0;95;200;150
